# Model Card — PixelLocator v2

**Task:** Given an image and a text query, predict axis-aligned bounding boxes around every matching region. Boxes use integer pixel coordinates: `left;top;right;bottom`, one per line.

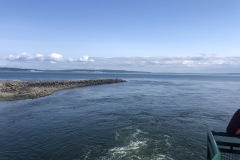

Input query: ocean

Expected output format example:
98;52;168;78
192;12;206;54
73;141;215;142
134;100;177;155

0;71;240;160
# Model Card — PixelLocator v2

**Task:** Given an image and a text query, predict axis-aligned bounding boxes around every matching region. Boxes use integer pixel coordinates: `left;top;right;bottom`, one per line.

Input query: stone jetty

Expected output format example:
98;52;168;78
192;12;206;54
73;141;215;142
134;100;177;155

0;79;126;101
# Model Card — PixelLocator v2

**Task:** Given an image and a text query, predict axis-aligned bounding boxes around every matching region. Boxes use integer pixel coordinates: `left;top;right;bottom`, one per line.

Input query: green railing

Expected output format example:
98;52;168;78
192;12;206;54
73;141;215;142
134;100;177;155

207;131;221;160
207;131;240;160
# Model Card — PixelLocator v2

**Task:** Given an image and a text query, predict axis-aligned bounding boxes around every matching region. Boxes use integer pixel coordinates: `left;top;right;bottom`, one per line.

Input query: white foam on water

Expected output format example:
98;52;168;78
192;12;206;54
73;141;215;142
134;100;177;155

164;135;172;147
163;135;170;138
115;132;120;140
132;129;148;138
153;154;174;160
124;126;133;129
104;129;148;159
83;150;91;160
129;155;142;159
110;140;147;154
101;129;174;160
132;129;141;138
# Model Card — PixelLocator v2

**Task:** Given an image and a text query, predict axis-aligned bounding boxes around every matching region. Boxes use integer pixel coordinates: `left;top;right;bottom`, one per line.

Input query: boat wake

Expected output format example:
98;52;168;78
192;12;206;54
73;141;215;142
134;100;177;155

100;128;173;160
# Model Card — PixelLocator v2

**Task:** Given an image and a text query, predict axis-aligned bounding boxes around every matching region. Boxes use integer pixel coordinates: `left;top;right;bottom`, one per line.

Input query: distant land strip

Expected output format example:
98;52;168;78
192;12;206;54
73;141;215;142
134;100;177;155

0;67;150;73
0;79;126;101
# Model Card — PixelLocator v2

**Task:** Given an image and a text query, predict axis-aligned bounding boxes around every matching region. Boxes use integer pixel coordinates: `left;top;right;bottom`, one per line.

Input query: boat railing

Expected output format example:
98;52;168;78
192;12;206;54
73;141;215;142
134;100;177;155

207;131;240;160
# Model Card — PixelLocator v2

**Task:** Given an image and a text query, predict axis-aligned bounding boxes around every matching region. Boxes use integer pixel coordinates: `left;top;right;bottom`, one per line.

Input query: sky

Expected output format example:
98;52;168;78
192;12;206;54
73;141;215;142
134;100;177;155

0;0;240;72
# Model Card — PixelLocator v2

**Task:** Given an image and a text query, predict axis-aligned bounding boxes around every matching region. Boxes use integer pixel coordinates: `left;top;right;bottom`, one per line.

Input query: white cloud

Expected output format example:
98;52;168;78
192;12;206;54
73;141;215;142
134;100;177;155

67;57;74;62
18;52;33;61
79;55;94;62
182;60;195;67
151;60;159;64
48;53;63;62
6;54;20;60
1;53;240;72
79;55;89;62
6;52;33;61
35;54;44;61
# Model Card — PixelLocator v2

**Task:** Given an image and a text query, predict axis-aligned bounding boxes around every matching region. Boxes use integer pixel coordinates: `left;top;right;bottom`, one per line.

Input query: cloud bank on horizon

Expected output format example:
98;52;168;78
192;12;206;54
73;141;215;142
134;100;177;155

1;52;94;63
0;52;240;73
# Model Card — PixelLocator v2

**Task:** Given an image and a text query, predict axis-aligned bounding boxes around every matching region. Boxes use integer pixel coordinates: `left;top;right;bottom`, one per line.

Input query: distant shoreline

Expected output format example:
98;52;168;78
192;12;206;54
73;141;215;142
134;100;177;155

0;79;126;101
0;67;151;74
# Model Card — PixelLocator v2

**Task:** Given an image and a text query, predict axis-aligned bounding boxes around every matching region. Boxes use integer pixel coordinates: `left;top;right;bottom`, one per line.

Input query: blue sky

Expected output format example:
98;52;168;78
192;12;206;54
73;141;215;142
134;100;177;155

0;0;240;72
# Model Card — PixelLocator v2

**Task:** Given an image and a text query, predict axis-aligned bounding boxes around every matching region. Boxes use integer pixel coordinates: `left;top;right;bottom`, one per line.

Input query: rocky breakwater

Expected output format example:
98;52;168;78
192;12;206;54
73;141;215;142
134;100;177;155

0;79;126;101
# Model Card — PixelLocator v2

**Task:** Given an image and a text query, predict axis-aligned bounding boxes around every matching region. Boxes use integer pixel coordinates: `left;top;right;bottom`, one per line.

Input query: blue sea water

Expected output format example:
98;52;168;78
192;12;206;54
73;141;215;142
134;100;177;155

0;72;240;160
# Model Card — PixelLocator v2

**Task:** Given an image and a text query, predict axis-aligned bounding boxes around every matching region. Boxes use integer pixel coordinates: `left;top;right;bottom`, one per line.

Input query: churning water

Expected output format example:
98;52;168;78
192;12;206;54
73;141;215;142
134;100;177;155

1;72;240;160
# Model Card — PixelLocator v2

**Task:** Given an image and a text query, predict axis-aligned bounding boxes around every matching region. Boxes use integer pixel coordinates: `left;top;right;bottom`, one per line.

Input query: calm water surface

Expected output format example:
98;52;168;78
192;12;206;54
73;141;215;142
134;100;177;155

0;72;240;160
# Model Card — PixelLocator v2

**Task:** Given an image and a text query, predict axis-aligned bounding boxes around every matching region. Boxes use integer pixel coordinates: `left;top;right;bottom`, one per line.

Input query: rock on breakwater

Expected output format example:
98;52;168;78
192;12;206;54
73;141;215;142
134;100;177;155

0;79;126;101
